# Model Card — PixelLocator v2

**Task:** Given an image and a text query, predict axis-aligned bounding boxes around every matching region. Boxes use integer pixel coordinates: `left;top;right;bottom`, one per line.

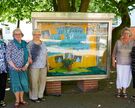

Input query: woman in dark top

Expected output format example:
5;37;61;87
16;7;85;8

131;44;135;101
0;39;7;107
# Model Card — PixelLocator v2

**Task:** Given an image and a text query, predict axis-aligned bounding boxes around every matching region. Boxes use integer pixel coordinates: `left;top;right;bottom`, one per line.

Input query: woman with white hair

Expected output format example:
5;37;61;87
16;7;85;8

6;28;29;108
112;27;134;98
28;29;48;103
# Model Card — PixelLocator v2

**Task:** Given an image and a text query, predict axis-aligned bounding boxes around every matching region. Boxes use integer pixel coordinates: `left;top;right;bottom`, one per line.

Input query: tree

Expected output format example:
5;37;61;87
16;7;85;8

0;0;91;28
0;0;53;27
52;0;90;12
89;0;135;50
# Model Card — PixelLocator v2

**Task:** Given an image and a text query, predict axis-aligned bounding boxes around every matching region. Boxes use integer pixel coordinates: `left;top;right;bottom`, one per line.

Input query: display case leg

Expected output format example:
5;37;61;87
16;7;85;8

77;80;98;92
46;81;62;96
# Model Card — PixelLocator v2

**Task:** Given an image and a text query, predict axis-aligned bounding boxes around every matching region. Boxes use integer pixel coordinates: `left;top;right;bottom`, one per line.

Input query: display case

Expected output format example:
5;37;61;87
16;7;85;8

32;12;114;81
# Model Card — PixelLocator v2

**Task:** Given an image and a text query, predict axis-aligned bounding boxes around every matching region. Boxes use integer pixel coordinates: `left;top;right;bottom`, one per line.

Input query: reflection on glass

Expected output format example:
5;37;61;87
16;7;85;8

38;22;108;76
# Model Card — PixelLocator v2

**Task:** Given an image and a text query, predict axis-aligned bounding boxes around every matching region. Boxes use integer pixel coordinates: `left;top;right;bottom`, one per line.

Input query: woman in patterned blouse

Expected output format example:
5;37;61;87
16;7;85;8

0;39;7;107
6;28;29;108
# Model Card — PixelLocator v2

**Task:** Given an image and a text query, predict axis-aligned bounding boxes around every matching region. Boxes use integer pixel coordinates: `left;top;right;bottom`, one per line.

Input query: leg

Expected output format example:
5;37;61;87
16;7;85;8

14;92;20;107
29;68;40;100
19;92;28;105
132;70;135;88
122;65;132;98
19;71;29;93
0;73;7;101
122;88;128;98
38;67;47;99
116;65;123;90
116;88;121;98
0;73;7;107
20;92;24;102
122;65;132;89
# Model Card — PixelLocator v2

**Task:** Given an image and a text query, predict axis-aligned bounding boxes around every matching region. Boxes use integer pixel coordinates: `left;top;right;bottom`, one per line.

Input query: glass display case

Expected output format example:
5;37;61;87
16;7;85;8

32;12;114;81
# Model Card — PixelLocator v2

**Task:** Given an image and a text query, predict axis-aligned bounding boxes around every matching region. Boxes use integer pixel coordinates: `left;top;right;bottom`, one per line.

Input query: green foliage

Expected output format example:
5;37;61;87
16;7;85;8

62;58;75;68
89;0;135;17
0;0;52;22
0;0;91;23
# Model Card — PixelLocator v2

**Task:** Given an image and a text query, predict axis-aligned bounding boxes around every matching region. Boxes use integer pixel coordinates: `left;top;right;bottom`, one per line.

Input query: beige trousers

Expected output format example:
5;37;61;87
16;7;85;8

29;67;47;100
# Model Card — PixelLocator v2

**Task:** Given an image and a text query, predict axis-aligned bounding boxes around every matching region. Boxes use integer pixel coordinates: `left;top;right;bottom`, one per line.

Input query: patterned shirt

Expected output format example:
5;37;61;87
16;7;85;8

0;40;7;73
6;40;25;70
28;41;47;68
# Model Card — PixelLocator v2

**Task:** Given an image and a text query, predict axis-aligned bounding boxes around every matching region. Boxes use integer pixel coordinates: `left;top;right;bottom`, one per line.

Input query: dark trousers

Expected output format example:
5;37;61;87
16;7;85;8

132;70;135;88
0;73;7;101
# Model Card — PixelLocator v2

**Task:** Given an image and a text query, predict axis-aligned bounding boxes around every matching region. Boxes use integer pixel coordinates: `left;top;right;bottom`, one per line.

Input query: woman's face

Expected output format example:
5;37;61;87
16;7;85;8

13;31;22;42
122;30;130;40
33;32;41;41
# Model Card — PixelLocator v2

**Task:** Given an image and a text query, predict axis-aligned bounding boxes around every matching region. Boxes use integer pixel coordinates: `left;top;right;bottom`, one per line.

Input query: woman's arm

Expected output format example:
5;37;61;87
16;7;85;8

112;41;118;68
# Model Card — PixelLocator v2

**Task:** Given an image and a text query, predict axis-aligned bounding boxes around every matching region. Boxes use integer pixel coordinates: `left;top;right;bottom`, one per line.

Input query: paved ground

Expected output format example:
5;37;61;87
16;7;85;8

4;71;135;108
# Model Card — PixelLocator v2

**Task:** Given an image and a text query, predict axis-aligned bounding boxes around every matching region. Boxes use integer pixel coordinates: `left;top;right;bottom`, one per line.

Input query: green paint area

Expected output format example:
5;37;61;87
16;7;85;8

48;66;106;76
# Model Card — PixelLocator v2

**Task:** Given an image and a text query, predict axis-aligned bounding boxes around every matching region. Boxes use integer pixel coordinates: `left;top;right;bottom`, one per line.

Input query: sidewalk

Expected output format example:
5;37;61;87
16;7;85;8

4;72;135;108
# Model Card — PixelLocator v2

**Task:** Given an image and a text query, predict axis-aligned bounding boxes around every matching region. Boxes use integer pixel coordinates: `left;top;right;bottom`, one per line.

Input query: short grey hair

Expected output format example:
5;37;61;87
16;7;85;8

13;28;24;36
121;27;132;37
32;29;41;35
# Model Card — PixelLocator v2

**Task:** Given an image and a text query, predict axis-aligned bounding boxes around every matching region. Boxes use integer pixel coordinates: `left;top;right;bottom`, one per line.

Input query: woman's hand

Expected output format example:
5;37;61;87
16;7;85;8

28;57;32;64
8;61;21;71
14;67;21;71
21;65;28;71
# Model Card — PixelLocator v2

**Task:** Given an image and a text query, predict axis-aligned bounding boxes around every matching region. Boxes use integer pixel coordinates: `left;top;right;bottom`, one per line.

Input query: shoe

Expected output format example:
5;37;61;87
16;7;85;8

122;93;128;98
30;99;40;103
116;92;121;98
20;101;28;105
14;102;20;108
0;100;6;107
131;95;135;99
38;97;45;101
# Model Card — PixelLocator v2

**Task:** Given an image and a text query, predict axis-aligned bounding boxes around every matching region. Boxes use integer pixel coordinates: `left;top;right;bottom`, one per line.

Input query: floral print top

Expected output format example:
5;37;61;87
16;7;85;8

0;40;7;73
6;40;25;70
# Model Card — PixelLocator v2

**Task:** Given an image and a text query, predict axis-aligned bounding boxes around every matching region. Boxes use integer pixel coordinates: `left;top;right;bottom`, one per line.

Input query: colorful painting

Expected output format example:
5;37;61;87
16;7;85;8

37;22;108;76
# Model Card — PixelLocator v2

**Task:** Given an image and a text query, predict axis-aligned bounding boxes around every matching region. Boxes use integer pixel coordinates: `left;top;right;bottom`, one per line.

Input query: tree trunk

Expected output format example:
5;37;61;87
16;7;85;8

17;20;20;28
71;0;76;12
79;0;90;12
57;0;70;12
53;0;90;12
112;6;130;52
52;0;58;11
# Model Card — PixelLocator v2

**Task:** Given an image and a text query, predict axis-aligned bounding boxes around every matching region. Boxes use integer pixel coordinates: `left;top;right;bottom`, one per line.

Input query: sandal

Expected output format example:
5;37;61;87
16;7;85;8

20;101;28;105
116;92;121;98
123;93;128;98
14;102;19;108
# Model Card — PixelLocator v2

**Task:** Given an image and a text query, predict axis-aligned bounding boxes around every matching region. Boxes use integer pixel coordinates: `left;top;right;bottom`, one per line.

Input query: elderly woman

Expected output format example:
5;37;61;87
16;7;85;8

112;27;134;98
28;29;48;103
6;28;29;107
0;39;7;107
